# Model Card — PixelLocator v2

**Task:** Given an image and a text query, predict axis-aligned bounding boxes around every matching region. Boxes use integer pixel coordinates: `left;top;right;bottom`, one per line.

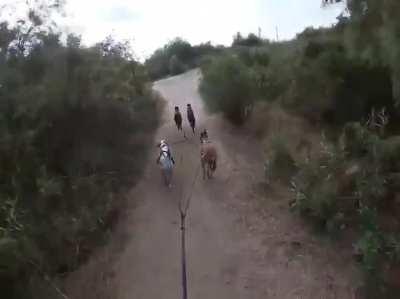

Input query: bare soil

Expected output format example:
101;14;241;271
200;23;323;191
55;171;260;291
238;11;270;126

65;69;361;299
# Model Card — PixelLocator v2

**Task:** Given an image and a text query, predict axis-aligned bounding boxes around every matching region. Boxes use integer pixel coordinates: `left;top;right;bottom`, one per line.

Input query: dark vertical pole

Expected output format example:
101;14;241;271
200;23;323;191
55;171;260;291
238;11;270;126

181;213;188;299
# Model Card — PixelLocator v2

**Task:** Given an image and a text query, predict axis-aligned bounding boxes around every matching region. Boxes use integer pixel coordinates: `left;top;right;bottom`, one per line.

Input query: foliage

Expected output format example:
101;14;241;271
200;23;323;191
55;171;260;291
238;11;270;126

265;135;297;182
145;38;223;80
291;134;346;230
0;7;161;298
324;0;400;102
219;1;400;295
200;23;397;128
343;0;400;103
199;55;255;124
169;54;186;75
237;47;270;67
292;117;400;292
196;12;400;295
232;32;264;47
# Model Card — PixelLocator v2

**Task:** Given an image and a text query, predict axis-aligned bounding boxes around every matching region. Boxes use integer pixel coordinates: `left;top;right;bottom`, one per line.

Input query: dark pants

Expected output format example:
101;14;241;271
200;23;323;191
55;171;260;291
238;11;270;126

189;119;195;132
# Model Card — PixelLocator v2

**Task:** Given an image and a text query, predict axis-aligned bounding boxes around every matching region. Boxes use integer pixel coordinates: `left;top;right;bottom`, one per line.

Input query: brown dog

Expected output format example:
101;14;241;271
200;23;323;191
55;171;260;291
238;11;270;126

200;130;217;179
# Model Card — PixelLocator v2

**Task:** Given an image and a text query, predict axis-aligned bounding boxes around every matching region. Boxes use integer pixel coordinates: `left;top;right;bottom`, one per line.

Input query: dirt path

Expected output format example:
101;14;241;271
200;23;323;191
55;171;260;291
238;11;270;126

66;69;360;299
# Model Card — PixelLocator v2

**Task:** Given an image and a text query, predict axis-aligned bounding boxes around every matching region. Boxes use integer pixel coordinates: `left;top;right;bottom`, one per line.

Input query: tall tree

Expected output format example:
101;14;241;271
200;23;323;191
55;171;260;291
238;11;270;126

324;0;400;103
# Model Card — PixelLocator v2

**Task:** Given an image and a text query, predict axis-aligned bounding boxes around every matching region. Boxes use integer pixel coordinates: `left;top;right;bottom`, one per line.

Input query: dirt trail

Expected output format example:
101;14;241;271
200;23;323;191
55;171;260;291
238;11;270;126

66;69;360;299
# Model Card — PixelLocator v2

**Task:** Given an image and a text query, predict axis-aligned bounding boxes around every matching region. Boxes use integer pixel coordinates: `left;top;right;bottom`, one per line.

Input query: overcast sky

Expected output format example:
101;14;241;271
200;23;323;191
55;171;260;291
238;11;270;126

1;0;345;60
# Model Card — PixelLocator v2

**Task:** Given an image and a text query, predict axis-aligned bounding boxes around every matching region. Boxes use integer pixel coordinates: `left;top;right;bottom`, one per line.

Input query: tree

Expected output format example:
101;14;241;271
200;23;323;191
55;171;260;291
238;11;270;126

97;35;135;60
200;55;255;124
0;3;160;297
1;0;65;55
169;54;186;75
232;32;262;47
324;0;400;104
165;38;194;64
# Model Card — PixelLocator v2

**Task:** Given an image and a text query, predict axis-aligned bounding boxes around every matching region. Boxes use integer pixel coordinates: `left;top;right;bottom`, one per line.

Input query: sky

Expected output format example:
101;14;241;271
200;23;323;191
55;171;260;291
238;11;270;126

1;0;345;60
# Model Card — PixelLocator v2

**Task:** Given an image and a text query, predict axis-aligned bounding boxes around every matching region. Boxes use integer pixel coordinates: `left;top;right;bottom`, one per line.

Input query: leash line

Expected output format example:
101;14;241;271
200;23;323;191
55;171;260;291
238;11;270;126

178;153;201;299
180;212;188;299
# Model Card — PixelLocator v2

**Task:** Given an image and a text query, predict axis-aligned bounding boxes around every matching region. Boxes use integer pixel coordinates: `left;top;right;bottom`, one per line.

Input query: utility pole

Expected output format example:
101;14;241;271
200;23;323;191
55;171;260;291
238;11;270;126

275;26;279;41
258;27;261;39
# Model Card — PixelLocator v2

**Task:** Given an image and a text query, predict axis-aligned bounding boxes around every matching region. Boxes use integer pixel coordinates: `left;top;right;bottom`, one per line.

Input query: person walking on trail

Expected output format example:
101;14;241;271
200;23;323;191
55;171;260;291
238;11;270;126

174;106;183;130
187;103;196;134
174;106;186;138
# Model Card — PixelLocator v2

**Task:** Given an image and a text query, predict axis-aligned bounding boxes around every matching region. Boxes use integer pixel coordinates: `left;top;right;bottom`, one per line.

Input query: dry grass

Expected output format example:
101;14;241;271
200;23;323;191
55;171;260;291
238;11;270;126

247;102;323;165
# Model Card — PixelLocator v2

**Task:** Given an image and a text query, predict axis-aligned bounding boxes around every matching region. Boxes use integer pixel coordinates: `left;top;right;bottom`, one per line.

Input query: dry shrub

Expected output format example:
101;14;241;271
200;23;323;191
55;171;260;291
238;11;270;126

249;102;322;164
0;23;162;298
265;135;297;183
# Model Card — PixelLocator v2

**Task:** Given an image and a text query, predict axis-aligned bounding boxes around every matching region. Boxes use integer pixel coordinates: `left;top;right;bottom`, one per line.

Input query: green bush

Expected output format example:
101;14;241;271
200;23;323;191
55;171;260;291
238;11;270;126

199;26;396;128
232;32;263;47
199;55;255;124
281;37;395;125
266;136;297;182
145;38;222;80
291;136;346;230
0;20;161;298
290;117;400;294
291;122;391;228
169;54;186;75
228;27;397;127
145;49;170;80
356;229;383;272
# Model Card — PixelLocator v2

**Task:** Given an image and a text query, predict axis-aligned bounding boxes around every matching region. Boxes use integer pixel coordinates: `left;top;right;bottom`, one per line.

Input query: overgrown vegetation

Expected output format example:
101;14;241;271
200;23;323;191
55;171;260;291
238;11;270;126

292;111;400;297
200;27;397;127
199;0;400;296
0;3;161;298
199;55;256;124
265;135;297;183
232;32;263;47
145;38;224;80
